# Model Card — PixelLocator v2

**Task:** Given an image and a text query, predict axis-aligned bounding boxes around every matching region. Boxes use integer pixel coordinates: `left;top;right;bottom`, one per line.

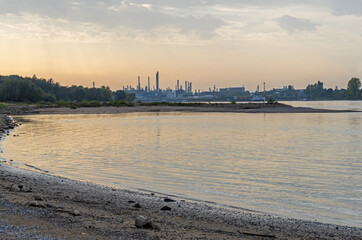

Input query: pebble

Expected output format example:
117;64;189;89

133;203;141;209
20;185;32;193
69;210;81;216
34;195;43;201
10;184;21;192
135;215;154;229
164;197;175;203
161;206;171;211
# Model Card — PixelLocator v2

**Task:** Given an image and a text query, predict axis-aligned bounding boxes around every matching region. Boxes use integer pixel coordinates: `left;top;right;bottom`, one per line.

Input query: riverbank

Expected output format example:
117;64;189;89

0;115;18;140
36;102;360;114
0;102;359;116
1;162;361;240
0;115;361;239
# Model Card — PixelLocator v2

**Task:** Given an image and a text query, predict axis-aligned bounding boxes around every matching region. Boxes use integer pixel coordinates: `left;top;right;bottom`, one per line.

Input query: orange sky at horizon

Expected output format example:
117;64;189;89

1;1;361;91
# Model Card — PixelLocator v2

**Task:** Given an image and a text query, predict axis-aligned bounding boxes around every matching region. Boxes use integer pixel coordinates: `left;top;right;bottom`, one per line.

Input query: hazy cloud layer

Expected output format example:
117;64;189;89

276;15;317;34
0;0;361;42
329;0;362;16
0;0;226;40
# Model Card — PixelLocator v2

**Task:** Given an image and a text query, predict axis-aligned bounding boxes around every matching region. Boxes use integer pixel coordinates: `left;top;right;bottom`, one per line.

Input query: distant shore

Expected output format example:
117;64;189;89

0;102;359;116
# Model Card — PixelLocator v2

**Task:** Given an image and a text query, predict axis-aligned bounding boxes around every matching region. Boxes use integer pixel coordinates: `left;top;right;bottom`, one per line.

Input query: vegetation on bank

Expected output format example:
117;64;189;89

37;100;136;109
0;75;135;103
0;75;361;105
306;78;361;100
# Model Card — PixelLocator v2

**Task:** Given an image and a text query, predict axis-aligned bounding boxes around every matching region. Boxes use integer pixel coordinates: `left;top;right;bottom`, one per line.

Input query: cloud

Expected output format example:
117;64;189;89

329;0;362;16
0;0;360;43
276;15;318;34
0;0;226;40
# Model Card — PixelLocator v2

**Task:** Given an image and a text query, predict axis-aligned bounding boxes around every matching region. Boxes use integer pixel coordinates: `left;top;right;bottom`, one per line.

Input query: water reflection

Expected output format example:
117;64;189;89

1;110;362;227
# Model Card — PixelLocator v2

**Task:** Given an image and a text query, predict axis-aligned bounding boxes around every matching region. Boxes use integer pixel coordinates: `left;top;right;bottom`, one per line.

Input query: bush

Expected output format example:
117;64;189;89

109;100;135;107
267;98;277;104
56;100;72;107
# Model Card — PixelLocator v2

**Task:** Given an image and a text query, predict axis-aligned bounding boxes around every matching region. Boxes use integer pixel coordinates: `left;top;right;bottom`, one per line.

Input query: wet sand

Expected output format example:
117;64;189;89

0;108;361;239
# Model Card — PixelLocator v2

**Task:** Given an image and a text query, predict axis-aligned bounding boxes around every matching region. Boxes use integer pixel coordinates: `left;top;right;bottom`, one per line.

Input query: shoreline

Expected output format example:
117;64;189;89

0;102;360;116
1;162;361;239
1;110;361;239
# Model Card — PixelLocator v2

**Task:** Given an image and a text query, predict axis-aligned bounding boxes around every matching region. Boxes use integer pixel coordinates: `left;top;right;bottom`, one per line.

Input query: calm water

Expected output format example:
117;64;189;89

1;101;361;227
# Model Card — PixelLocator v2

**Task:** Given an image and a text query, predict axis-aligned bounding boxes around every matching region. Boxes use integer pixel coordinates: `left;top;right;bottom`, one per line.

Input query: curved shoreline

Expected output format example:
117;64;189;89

0;112;361;239
1;162;361;239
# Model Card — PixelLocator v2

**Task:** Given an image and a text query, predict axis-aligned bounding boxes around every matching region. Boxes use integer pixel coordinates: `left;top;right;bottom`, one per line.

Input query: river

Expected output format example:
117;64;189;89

1;101;361;227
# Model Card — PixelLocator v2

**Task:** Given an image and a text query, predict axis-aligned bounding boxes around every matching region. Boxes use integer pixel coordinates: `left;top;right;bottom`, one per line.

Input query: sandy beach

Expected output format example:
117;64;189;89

0;105;361;239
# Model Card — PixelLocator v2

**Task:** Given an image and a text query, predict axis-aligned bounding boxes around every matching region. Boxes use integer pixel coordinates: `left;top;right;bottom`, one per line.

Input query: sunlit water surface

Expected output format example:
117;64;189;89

1;101;361;227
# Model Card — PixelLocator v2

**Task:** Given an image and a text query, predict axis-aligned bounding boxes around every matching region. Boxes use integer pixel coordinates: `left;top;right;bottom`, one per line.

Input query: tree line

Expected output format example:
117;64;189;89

0;74;360;103
0;75;135;103
306;78;361;100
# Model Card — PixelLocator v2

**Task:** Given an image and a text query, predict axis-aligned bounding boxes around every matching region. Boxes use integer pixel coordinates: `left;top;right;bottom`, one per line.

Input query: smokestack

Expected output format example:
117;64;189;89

177;80;179;91
148;76;150;92
138;76;141;91
156;71;159;91
185;81;187;93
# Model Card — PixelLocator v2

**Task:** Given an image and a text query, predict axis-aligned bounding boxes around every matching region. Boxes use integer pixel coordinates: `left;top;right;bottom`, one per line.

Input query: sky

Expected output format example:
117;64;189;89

0;0;362;91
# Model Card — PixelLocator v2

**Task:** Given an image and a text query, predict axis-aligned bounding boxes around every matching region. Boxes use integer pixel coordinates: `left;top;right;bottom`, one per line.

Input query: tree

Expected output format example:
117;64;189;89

347;78;361;99
126;93;136;102
114;90;127;100
306;81;324;100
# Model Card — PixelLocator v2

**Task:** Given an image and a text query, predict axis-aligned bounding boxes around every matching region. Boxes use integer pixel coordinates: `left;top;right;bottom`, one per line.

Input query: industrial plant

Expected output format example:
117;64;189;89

122;71;307;102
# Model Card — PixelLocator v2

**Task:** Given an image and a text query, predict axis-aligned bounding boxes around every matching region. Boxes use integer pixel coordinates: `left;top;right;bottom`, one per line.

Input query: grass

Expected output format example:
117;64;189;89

1;100;283;109
0;103;7;108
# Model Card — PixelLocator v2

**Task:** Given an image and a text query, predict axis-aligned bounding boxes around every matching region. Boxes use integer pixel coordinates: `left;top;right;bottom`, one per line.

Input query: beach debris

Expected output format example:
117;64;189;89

164;197;175;203
133;203;142;209
45;203;57;208
24;164;49;173
135;215;156;229
240;231;276;238
160;206;171;211
51;205;81;216
28;201;46;208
